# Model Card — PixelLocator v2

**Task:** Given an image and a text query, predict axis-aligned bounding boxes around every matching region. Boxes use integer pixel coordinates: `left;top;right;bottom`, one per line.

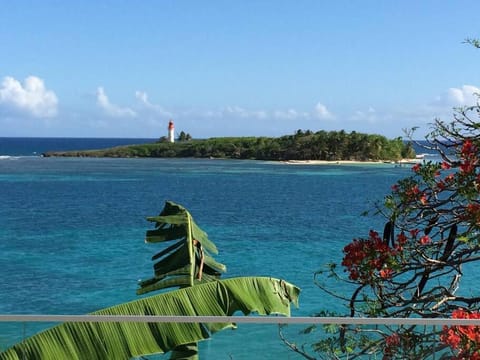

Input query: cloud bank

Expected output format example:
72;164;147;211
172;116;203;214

6;80;476;139
314;102;334;120
96;87;136;118
0;76;58;117
434;85;480;107
135;90;173;118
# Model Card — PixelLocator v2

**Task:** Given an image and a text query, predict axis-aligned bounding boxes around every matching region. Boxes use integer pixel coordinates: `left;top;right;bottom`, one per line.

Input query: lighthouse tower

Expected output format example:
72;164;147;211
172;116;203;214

168;120;175;143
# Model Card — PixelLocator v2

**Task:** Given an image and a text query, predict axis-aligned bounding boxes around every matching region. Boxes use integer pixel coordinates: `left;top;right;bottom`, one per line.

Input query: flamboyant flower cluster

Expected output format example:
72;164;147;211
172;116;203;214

460;139;478;175
338;138;480;358
341;230;401;284
441;308;480;359
390;139;480;208
383;333;401;358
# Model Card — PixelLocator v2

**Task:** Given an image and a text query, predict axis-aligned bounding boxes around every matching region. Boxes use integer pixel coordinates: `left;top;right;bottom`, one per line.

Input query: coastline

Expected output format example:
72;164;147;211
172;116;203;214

282;159;421;166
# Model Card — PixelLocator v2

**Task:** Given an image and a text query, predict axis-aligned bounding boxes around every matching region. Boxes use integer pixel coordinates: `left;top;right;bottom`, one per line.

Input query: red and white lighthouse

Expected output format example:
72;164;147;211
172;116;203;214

168;120;175;143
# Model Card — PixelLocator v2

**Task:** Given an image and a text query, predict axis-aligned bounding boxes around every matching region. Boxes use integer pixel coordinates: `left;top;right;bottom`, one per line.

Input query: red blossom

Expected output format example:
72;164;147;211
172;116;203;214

461;139;476;156
436;180;446;190
465;203;480;225
441;161;451;170
412;163;421;172
405;185;422;202
460;160;476;174
419;235;431;245
379;268;393;279
342;230;400;284
397;232;407;245
445;173;455;184
459;139;478;174
385;333;400;347
420;194;428;205
410;229;420;238
441;308;480;359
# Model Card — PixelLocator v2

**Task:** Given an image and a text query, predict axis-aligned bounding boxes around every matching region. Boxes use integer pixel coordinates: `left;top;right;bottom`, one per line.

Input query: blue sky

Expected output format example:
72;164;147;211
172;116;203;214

1;1;479;139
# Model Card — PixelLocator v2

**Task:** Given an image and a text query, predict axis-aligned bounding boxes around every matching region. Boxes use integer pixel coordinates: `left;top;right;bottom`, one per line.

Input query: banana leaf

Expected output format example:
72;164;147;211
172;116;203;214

0;277;300;360
140;201;226;293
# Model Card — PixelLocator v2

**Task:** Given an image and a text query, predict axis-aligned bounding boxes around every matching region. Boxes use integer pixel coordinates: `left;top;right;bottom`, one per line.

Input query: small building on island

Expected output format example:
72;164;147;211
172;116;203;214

168;120;175;143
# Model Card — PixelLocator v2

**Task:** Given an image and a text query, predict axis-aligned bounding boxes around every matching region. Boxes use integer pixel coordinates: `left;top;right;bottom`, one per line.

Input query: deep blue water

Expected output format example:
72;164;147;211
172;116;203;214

0;137;156;157
0;138;422;359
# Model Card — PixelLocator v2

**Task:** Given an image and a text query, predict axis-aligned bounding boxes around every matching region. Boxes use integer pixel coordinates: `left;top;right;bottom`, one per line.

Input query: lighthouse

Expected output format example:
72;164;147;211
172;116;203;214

168;120;175;143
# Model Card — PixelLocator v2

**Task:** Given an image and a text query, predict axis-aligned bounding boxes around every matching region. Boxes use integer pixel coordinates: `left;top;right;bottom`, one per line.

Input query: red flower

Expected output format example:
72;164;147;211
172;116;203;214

459;139;478;174
420;194;428;205
342;230;401;284
464;203;480;225
441;308;480;358
405;185;421;202
412;163;421;172
385;333;400;347
410;229;420;238
436;180;446;190
461;139;476;156
379;268;393;279
441;161;451;170
460;160;475;174
445;173;455;184
419;235;431;245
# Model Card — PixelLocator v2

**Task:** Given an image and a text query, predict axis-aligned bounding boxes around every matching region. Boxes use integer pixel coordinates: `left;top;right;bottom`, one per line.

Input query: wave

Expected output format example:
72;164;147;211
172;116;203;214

0;155;21;160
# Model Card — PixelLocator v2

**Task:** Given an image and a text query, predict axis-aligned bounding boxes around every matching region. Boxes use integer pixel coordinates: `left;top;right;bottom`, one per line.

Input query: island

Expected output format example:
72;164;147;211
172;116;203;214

42;129;415;162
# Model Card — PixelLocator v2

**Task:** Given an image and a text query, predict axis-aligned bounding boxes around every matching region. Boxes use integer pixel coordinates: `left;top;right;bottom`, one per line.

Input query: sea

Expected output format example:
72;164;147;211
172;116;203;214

0;137;439;359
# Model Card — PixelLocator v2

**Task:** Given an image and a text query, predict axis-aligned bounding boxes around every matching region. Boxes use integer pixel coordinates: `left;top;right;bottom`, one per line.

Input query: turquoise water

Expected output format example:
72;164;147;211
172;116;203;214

0;140;416;358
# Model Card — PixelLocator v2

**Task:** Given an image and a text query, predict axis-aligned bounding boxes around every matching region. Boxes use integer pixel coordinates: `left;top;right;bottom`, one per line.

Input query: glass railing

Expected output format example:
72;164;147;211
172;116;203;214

1;315;479;359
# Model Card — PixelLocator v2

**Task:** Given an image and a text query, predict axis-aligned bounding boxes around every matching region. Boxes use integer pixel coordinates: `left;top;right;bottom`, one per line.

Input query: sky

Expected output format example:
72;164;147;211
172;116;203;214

1;1;480;139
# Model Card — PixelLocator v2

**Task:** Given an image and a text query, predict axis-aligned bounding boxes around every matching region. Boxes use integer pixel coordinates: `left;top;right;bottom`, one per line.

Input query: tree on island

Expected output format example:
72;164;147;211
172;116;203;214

178;131;192;141
0;201;300;360
280;43;480;359
45;129;414;161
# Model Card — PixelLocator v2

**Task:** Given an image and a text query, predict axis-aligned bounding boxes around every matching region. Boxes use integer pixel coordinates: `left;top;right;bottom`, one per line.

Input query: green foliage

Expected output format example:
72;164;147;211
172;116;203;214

281;39;480;360
0;277;300;360
0;201;300;360
43;130;413;161
178;131;192;142
139;201;225;294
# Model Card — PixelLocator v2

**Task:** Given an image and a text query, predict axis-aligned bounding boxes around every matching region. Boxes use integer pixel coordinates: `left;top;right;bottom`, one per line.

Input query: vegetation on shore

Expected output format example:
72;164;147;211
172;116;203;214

43;129;415;161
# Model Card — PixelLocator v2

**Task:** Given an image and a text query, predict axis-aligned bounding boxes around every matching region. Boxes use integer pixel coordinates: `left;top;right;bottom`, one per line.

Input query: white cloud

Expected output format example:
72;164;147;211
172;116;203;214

135;90;173;118
222;105;267;119
0;76;58;117
197;105;268;120
351;106;377;123
434;85;480;107
273;108;309;120
96;87;136;118
313;102;334;120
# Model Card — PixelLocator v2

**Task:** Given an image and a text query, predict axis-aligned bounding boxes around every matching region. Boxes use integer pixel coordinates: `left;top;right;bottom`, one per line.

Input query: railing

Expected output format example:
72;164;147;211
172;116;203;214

1;314;480;325
2;315;479;359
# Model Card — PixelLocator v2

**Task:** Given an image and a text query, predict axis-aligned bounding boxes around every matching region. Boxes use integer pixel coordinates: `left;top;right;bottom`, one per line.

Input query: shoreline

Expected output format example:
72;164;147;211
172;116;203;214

282;159;421;166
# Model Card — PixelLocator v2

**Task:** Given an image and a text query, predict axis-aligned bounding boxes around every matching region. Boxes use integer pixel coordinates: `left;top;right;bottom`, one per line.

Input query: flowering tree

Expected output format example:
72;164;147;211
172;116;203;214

282;61;480;359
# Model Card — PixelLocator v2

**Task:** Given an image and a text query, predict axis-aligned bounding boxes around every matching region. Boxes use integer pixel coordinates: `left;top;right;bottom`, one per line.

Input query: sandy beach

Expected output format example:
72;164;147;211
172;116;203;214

282;159;420;165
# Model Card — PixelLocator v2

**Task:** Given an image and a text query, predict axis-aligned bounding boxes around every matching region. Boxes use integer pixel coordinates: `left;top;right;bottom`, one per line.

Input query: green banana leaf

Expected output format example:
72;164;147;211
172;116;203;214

139;201;226;294
0;277;300;360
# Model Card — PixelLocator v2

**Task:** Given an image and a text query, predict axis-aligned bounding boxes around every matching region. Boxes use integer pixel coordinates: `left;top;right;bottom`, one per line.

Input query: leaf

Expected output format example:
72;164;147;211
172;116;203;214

0;277;300;360
140;201;226;293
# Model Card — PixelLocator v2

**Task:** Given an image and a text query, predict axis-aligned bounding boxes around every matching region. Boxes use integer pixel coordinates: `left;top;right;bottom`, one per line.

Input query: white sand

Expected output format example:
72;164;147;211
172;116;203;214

282;159;419;165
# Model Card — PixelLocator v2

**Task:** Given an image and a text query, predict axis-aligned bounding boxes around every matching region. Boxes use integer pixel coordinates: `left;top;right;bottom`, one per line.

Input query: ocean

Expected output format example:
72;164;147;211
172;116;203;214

0;138;435;359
